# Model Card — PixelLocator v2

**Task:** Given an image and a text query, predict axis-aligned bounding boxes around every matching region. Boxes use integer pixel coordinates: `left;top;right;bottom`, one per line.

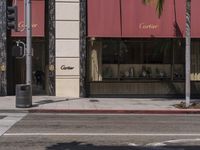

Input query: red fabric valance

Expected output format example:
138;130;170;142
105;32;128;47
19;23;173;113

121;0;185;37
87;0;121;37
11;0;45;37
191;0;200;38
87;0;200;38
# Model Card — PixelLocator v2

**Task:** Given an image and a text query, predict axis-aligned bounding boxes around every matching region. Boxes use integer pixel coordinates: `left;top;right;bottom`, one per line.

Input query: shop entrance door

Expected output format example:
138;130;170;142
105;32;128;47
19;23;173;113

32;40;46;95
7;38;47;95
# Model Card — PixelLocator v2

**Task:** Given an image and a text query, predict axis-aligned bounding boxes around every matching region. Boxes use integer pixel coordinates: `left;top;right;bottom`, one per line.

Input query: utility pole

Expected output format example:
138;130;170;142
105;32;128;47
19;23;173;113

26;0;32;98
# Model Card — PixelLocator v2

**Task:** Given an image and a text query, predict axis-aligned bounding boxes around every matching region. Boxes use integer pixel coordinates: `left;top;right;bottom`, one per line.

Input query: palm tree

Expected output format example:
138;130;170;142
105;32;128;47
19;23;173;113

143;0;191;107
185;0;191;107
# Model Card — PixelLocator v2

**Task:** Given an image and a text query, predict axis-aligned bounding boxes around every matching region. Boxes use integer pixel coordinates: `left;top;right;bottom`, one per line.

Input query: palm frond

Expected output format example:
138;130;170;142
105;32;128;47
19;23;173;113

156;0;164;18
142;0;165;18
143;0;152;4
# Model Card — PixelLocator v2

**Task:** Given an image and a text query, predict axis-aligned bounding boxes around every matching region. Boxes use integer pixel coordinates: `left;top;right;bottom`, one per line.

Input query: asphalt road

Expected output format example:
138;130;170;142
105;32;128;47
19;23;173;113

0;113;200;150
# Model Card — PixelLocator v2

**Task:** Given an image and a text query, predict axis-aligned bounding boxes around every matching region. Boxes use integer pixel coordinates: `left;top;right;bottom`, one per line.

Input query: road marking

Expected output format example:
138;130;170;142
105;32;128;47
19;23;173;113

146;138;200;146
4;133;200;136
0;113;27;136
165;138;200;143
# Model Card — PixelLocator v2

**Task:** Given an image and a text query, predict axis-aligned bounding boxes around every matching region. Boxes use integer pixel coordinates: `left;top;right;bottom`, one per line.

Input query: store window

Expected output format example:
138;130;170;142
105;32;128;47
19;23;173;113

88;38;185;82
173;39;185;80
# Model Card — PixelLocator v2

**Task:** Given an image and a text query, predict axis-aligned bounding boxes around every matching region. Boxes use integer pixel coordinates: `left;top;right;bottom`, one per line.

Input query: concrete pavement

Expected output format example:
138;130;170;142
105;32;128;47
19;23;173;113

0;96;200;113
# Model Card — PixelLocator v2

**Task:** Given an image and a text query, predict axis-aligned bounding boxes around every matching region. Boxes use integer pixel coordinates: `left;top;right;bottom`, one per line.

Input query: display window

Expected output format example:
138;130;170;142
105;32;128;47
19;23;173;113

88;38;186;82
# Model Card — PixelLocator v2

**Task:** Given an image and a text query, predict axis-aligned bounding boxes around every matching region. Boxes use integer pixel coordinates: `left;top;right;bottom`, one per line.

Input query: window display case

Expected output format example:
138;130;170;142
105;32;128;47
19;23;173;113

102;64;172;81
88;38;186;82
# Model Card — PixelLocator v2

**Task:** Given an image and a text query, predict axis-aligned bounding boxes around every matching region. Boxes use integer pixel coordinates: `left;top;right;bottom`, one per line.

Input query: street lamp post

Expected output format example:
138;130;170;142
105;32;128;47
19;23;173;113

15;0;32;108
25;0;32;100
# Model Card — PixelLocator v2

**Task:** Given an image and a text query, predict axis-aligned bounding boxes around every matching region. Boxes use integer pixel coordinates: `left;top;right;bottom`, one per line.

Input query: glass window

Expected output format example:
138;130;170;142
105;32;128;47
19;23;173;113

102;40;119;64
173;39;185;80
88;38;185;82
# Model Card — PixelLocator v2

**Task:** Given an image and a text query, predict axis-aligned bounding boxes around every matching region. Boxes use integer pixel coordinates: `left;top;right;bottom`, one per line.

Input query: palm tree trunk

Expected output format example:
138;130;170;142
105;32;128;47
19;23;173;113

143;0;191;106
185;0;191;107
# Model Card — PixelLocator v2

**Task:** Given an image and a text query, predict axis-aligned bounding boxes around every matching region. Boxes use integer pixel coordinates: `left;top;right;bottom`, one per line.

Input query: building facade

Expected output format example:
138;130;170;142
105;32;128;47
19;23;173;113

0;0;200;98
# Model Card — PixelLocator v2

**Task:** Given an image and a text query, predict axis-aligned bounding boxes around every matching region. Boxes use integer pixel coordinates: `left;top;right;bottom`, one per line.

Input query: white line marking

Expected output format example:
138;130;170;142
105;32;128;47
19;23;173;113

146;138;200;146
165;138;200;143
0;113;27;136
4;133;200;136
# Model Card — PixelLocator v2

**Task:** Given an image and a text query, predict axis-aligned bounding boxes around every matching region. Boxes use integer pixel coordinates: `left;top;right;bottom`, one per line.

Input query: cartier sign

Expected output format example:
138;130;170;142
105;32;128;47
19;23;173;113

11;0;44;37
139;23;159;30
56;58;79;76
18;21;38;32
60;65;74;70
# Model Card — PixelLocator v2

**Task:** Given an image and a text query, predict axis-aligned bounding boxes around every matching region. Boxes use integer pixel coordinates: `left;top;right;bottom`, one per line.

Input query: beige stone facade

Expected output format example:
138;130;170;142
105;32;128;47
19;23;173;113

55;0;80;97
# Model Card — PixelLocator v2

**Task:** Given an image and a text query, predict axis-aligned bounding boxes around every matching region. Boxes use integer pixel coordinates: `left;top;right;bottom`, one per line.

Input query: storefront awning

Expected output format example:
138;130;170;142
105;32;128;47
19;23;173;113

121;0;185;37
11;0;45;37
88;0;200;38
191;0;200;38
87;0;121;37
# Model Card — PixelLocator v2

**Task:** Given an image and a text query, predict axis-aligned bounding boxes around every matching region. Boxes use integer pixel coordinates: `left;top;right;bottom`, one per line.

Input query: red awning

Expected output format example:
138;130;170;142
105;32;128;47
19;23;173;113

87;0;200;38
121;0;185;37
191;0;200;38
11;0;45;37
87;0;121;37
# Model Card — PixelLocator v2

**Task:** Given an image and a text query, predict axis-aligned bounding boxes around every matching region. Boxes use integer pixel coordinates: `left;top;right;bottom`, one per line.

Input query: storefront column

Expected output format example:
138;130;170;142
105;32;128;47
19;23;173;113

80;0;87;97
55;0;80;97
47;0;55;95
0;0;7;96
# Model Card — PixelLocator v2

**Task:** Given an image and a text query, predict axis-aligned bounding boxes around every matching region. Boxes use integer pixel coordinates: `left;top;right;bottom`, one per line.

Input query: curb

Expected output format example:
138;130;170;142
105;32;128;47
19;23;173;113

0;110;29;113
28;109;200;114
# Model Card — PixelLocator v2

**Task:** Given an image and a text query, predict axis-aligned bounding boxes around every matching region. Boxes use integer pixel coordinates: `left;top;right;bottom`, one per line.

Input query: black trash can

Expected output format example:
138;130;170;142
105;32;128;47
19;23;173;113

16;84;32;108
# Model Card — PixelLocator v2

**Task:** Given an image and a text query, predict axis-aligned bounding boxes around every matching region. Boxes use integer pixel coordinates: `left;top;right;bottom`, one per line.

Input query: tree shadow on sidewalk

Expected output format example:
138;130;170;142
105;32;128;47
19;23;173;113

32;98;80;107
46;141;200;150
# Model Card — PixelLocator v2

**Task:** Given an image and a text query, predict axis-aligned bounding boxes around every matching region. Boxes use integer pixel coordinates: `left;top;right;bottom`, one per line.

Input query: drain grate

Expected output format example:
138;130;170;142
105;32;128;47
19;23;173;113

89;99;99;102
0;116;6;119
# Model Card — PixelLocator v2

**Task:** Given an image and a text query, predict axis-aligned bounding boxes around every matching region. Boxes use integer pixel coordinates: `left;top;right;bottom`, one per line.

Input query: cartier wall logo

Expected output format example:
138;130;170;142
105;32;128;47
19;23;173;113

60;65;74;70
18;21;38;32
139;23;159;30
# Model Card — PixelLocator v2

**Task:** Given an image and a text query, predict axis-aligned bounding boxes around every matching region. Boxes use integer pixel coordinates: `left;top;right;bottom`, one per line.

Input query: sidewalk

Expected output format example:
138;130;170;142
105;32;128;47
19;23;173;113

0;96;200;114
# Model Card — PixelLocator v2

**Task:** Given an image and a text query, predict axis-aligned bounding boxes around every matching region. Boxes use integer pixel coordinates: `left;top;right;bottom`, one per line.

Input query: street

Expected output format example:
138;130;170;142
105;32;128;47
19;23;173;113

0;113;200;150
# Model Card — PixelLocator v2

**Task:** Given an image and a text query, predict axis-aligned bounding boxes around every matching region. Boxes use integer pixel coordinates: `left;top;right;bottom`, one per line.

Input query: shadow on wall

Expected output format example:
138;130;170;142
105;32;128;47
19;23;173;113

46;141;200;150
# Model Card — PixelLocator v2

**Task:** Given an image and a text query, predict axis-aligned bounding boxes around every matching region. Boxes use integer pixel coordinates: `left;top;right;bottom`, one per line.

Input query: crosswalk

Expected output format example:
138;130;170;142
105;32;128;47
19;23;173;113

0;113;27;136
